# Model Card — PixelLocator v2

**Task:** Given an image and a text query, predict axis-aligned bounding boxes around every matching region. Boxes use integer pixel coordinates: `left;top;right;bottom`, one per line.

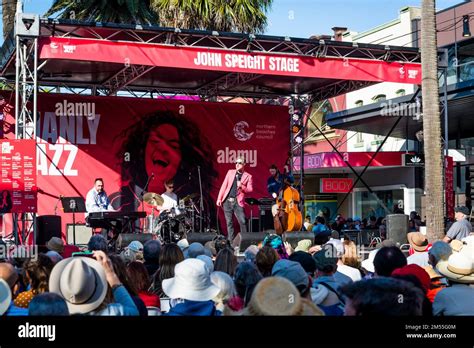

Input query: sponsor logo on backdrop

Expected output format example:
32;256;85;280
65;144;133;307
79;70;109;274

233;121;254;141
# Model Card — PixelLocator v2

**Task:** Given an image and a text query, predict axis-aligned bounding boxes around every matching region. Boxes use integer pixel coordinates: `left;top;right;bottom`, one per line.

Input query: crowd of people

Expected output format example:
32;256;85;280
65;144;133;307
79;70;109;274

304;210;426;240
0;206;473;317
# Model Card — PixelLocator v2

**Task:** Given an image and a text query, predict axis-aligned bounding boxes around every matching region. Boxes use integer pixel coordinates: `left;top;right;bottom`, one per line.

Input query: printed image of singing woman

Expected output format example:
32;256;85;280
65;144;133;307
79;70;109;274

109;110;218;230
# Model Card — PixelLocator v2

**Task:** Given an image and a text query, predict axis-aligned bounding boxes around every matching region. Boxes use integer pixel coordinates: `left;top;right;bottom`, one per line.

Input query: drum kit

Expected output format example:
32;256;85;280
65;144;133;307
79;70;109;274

142;191;201;244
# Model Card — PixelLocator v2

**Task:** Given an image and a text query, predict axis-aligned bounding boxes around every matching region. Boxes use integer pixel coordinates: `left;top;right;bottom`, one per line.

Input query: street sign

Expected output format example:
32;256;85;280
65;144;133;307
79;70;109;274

320;178;353;193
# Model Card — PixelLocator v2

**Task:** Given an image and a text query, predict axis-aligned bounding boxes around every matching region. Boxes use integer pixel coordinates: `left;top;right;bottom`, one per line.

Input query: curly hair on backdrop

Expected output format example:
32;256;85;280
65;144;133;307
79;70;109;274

109;109;218;230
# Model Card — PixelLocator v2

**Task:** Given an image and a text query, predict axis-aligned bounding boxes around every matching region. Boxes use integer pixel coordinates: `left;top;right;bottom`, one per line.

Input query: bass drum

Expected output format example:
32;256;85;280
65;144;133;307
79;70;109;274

158;218;187;244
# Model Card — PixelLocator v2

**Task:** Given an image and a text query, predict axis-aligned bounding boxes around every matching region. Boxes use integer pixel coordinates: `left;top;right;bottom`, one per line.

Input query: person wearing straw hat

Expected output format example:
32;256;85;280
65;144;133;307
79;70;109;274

162;258;221;316
224;276;324;316
406;232;430;267
433;239;474;315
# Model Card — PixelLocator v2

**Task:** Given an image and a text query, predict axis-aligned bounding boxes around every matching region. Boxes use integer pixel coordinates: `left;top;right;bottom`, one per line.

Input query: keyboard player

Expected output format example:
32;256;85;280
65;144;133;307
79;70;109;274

85;178;116;238
85;178;115;216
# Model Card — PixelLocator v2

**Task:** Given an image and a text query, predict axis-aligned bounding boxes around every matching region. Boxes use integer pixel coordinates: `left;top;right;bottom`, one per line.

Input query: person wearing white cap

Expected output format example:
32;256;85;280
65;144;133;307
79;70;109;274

433;238;474;315
162;258;221;316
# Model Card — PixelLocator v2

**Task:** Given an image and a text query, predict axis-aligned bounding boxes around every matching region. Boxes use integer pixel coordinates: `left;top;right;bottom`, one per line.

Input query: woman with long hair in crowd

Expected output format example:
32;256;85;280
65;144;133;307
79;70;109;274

150;243;184;297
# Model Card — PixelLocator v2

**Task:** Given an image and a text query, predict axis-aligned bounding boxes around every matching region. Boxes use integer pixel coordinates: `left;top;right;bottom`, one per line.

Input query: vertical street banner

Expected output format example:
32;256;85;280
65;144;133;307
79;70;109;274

0;139;37;213
445;156;454;220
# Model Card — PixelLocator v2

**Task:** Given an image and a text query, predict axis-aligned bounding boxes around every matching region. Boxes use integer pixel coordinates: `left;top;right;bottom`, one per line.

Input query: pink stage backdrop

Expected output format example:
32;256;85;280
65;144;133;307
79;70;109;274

1;93;289;237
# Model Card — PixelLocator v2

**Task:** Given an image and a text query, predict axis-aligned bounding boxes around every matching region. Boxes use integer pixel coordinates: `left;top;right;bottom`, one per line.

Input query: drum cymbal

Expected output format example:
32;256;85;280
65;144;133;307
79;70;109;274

143;192;164;207
182;193;199;202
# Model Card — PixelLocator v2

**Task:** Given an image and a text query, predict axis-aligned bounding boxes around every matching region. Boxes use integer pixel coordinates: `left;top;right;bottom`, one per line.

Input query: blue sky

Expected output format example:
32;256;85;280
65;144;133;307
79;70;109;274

0;0;465;43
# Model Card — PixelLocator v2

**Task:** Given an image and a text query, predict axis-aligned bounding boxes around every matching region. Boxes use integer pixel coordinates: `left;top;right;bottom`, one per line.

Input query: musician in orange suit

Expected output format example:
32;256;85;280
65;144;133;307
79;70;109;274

217;157;253;243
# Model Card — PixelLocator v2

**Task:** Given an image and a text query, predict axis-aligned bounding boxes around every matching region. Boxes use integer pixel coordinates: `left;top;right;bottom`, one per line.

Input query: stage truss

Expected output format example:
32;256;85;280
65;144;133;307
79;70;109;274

0;15;422;242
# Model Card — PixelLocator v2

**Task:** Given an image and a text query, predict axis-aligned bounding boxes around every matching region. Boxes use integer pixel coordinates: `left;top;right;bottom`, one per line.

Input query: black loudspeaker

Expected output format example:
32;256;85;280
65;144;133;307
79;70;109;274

283;231;315;249
260;209;274;231
239;232;268;250
386;214;409;245
116;233;153;250
187;232;218;246
36;215;62;246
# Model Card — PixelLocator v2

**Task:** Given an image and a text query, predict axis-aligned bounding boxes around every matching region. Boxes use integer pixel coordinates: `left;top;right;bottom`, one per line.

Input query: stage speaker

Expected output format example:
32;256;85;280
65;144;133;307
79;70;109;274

36;215;61;246
187;232;218;246
67;224;93;246
260;209;274;231
116;233;153;250
283;231;315;249
239;232;267;250
386;214;409;245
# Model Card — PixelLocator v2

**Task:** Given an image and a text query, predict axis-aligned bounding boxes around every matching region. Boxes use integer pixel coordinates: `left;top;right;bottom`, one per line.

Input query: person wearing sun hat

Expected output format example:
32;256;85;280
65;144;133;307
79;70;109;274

432;238;474;315
225;277;324;316
406;232;430;267
0;279;12;316
162;258;221;316
46;237;65;254
294;239;312;253
49;251;139;315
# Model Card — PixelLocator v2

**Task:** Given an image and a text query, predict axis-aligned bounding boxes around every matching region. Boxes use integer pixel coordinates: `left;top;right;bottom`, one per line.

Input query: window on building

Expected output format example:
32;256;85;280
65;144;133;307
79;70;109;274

372;94;386;103
356;132;363;143
395;89;406;96
355;100;364;107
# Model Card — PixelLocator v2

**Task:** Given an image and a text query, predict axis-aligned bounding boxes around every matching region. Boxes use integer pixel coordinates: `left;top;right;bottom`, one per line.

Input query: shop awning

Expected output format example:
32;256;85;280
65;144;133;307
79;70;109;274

326;79;474;140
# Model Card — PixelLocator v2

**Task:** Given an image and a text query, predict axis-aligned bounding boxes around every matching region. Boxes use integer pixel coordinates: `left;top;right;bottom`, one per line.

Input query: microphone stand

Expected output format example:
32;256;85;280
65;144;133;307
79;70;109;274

140;174;154;212
197;166;203;233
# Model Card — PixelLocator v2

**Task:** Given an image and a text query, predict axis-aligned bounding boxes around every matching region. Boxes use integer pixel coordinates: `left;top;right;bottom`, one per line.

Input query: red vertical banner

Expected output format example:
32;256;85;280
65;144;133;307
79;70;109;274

445;155;454;220
0;139;37;213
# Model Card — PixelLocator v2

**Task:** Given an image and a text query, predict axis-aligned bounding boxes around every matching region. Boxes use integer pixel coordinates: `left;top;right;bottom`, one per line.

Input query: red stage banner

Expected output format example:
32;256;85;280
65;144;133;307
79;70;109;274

320;178;353;193
445;156;454;220
0;139;37;213
0;93;288;235
39;37;422;84
294;151;404;170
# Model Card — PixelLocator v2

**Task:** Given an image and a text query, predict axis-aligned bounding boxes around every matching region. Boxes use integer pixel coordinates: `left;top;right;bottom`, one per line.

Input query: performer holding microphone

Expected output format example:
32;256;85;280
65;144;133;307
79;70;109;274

217;157;253;244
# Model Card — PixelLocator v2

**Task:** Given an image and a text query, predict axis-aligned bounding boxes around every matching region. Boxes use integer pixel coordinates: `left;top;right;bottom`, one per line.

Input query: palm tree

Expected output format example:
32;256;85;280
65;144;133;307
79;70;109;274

151;0;273;33
2;0;17;40
421;0;444;241
45;0;157;25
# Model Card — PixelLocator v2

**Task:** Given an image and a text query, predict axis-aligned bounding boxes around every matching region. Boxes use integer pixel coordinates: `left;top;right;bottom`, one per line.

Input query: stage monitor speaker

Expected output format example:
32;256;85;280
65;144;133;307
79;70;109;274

36;215;61;246
116;233;153;250
187;232;218;246
67;224;93;246
260;209;274;231
239;232;267;250
386;214;409;245
283;231;315;249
